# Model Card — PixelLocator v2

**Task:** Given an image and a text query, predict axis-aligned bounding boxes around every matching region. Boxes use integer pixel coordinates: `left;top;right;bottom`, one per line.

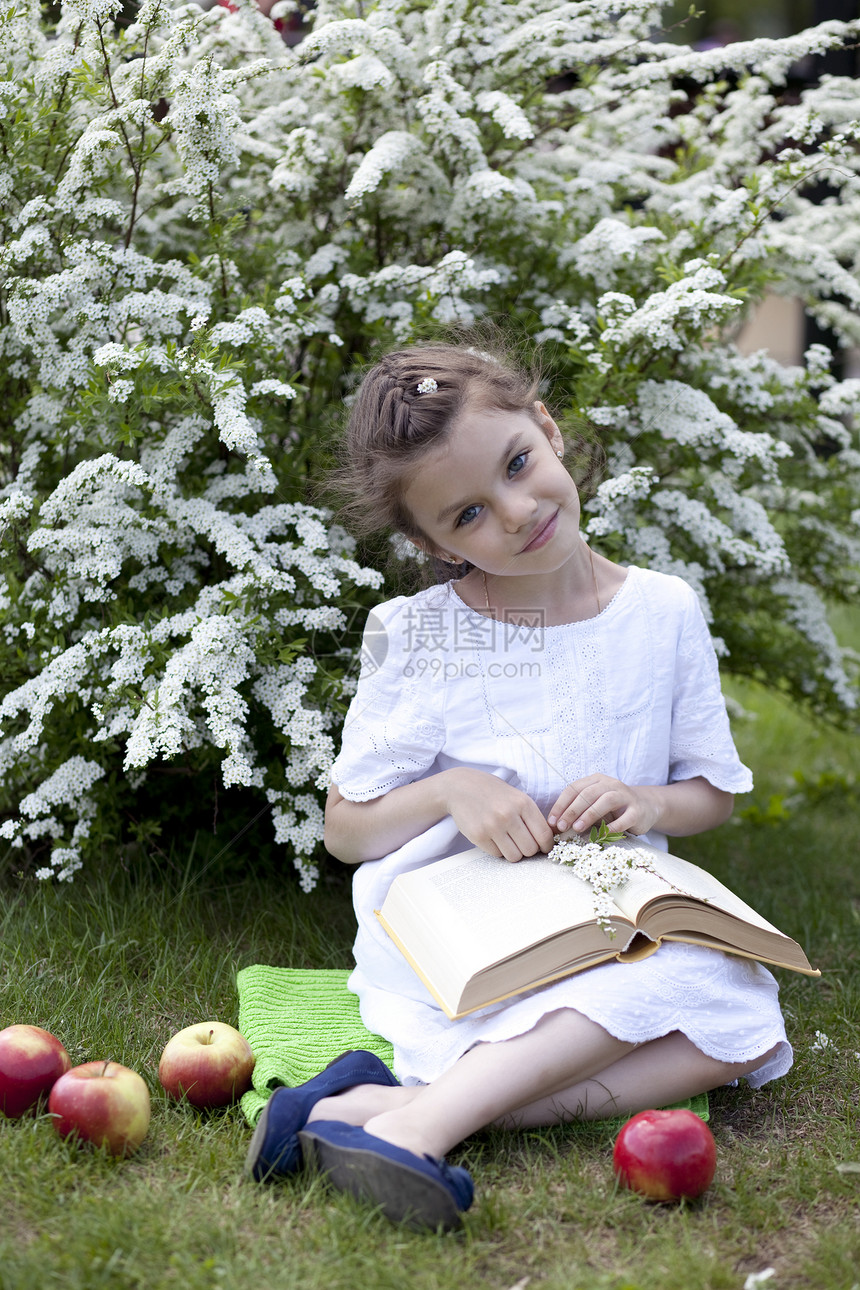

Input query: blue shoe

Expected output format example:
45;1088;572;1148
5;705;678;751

298;1119;474;1231
243;1050;399;1182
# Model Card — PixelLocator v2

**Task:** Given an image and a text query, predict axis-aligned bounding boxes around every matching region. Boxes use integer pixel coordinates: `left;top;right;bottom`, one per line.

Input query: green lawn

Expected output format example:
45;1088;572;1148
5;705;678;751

1;683;858;1290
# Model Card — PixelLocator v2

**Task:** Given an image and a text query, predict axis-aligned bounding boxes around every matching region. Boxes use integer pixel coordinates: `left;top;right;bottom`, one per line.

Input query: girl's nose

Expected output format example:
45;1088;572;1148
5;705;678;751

501;493;538;532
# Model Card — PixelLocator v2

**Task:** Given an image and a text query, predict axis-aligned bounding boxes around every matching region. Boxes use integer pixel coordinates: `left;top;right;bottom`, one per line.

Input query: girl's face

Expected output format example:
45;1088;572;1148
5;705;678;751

402;402;582;578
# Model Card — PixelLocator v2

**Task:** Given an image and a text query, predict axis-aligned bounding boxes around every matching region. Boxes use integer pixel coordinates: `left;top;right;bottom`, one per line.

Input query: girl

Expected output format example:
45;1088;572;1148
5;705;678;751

245;342;791;1229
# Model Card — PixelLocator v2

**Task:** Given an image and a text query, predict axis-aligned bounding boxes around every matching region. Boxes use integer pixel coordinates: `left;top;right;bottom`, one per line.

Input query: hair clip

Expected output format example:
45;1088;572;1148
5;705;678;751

416;378;438;394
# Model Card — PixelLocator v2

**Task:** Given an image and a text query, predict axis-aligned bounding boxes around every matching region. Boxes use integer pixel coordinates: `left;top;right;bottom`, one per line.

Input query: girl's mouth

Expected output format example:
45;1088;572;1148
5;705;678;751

520;510;558;552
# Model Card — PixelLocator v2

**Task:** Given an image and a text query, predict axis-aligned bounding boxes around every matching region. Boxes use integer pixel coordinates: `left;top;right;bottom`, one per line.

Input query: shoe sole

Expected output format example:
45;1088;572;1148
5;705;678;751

298;1127;463;1231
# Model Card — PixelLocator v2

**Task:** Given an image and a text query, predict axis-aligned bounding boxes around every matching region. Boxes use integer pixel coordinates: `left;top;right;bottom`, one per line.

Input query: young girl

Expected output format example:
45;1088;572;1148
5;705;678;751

245;342;791;1229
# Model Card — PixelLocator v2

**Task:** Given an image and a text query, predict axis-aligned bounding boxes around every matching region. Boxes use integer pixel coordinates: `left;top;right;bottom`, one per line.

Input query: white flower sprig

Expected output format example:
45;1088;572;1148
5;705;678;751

548;822;680;939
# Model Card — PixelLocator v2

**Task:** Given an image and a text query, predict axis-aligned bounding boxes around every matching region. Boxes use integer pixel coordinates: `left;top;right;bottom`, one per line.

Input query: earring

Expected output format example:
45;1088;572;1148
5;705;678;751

556;450;563;458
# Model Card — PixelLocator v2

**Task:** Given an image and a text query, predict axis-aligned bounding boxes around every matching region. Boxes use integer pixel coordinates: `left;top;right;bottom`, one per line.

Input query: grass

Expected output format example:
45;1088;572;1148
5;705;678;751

1;687;859;1290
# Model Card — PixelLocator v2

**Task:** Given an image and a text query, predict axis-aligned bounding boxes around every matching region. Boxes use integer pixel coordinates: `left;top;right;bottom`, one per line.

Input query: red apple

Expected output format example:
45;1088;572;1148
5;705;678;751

158;1021;255;1109
0;1024;72;1118
49;1061;151;1156
613;1108;717;1201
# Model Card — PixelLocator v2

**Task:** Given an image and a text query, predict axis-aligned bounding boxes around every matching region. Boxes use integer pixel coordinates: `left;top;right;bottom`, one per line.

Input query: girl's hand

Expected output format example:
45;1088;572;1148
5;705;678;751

547;774;659;838
441;768;556;862
547;774;734;839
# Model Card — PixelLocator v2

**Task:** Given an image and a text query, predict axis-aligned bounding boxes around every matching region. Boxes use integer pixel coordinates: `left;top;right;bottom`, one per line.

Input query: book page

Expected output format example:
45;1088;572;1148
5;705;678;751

608;841;784;936
406;849;627;964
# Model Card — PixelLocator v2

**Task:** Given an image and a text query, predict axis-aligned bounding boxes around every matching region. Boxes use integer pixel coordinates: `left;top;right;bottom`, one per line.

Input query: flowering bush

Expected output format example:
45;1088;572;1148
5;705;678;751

1;0;858;883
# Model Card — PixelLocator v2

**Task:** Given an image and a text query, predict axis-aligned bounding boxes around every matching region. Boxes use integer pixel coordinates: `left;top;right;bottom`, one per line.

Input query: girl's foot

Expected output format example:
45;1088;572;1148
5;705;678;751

298;1119;474;1231
243;1050;399;1182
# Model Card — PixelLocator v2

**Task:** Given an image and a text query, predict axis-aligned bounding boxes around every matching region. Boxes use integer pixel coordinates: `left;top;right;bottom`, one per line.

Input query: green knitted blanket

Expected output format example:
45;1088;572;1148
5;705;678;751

237;964;708;1127
237;965;393;1126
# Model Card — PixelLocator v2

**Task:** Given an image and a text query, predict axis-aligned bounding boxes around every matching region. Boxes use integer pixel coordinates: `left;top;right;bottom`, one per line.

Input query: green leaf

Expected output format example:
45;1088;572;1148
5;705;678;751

588;821;628;847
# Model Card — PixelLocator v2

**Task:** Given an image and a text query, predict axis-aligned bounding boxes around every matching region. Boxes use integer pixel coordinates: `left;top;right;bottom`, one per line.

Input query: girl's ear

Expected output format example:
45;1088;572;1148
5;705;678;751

411;535;459;565
533;401;564;454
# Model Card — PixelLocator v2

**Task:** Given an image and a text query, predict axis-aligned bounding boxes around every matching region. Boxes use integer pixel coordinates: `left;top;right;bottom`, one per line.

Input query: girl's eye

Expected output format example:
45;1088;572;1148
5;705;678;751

508;451;528;475
456;504;481;528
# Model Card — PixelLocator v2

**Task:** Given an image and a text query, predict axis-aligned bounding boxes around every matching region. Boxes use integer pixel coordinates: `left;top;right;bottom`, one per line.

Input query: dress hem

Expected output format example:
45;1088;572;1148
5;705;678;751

505;1003;794;1090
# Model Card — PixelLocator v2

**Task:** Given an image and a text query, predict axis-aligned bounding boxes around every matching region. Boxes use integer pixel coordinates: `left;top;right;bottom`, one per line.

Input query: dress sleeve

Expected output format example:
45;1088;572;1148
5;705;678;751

668;583;753;794
329;599;446;801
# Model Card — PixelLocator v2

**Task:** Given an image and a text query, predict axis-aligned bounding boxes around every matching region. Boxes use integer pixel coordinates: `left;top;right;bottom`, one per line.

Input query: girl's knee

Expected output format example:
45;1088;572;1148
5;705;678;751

727;1042;783;1079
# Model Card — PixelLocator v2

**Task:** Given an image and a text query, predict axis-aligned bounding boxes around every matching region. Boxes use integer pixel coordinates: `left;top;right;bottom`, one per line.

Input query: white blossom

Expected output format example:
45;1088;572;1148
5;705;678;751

569;219;665;292
600;265;742;352
344;130;422;204
549;834;691;938
475;90;534;141
18;757;105;818
773;578;856;709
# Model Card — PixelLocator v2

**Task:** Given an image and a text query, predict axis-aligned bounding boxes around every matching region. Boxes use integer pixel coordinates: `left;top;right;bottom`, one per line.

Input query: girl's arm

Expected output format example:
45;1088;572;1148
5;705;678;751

547;774;733;838
325;768;557;865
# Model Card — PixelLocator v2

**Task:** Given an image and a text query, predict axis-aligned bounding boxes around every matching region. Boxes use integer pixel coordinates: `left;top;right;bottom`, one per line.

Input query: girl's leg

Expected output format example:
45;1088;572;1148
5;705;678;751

308;1015;781;1152
335;1011;779;1159
306;1008;627;1141
360;1009;637;1158
310;1083;421;1125
492;1029;782;1128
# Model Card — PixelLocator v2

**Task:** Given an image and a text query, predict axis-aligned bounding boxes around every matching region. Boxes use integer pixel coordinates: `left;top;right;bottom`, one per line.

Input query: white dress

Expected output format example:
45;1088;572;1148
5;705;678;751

330;566;792;1089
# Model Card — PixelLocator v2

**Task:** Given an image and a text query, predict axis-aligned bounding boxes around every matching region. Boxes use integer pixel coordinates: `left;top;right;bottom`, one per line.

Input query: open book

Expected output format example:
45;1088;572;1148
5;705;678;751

375;838;819;1019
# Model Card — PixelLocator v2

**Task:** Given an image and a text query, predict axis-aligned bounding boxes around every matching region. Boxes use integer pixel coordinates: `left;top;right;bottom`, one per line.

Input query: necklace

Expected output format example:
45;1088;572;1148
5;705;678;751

481;544;601;619
481;568;494;615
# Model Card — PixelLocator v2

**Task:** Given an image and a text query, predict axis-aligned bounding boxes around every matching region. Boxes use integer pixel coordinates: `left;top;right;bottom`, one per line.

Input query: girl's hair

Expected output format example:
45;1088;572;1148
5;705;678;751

328;341;541;580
